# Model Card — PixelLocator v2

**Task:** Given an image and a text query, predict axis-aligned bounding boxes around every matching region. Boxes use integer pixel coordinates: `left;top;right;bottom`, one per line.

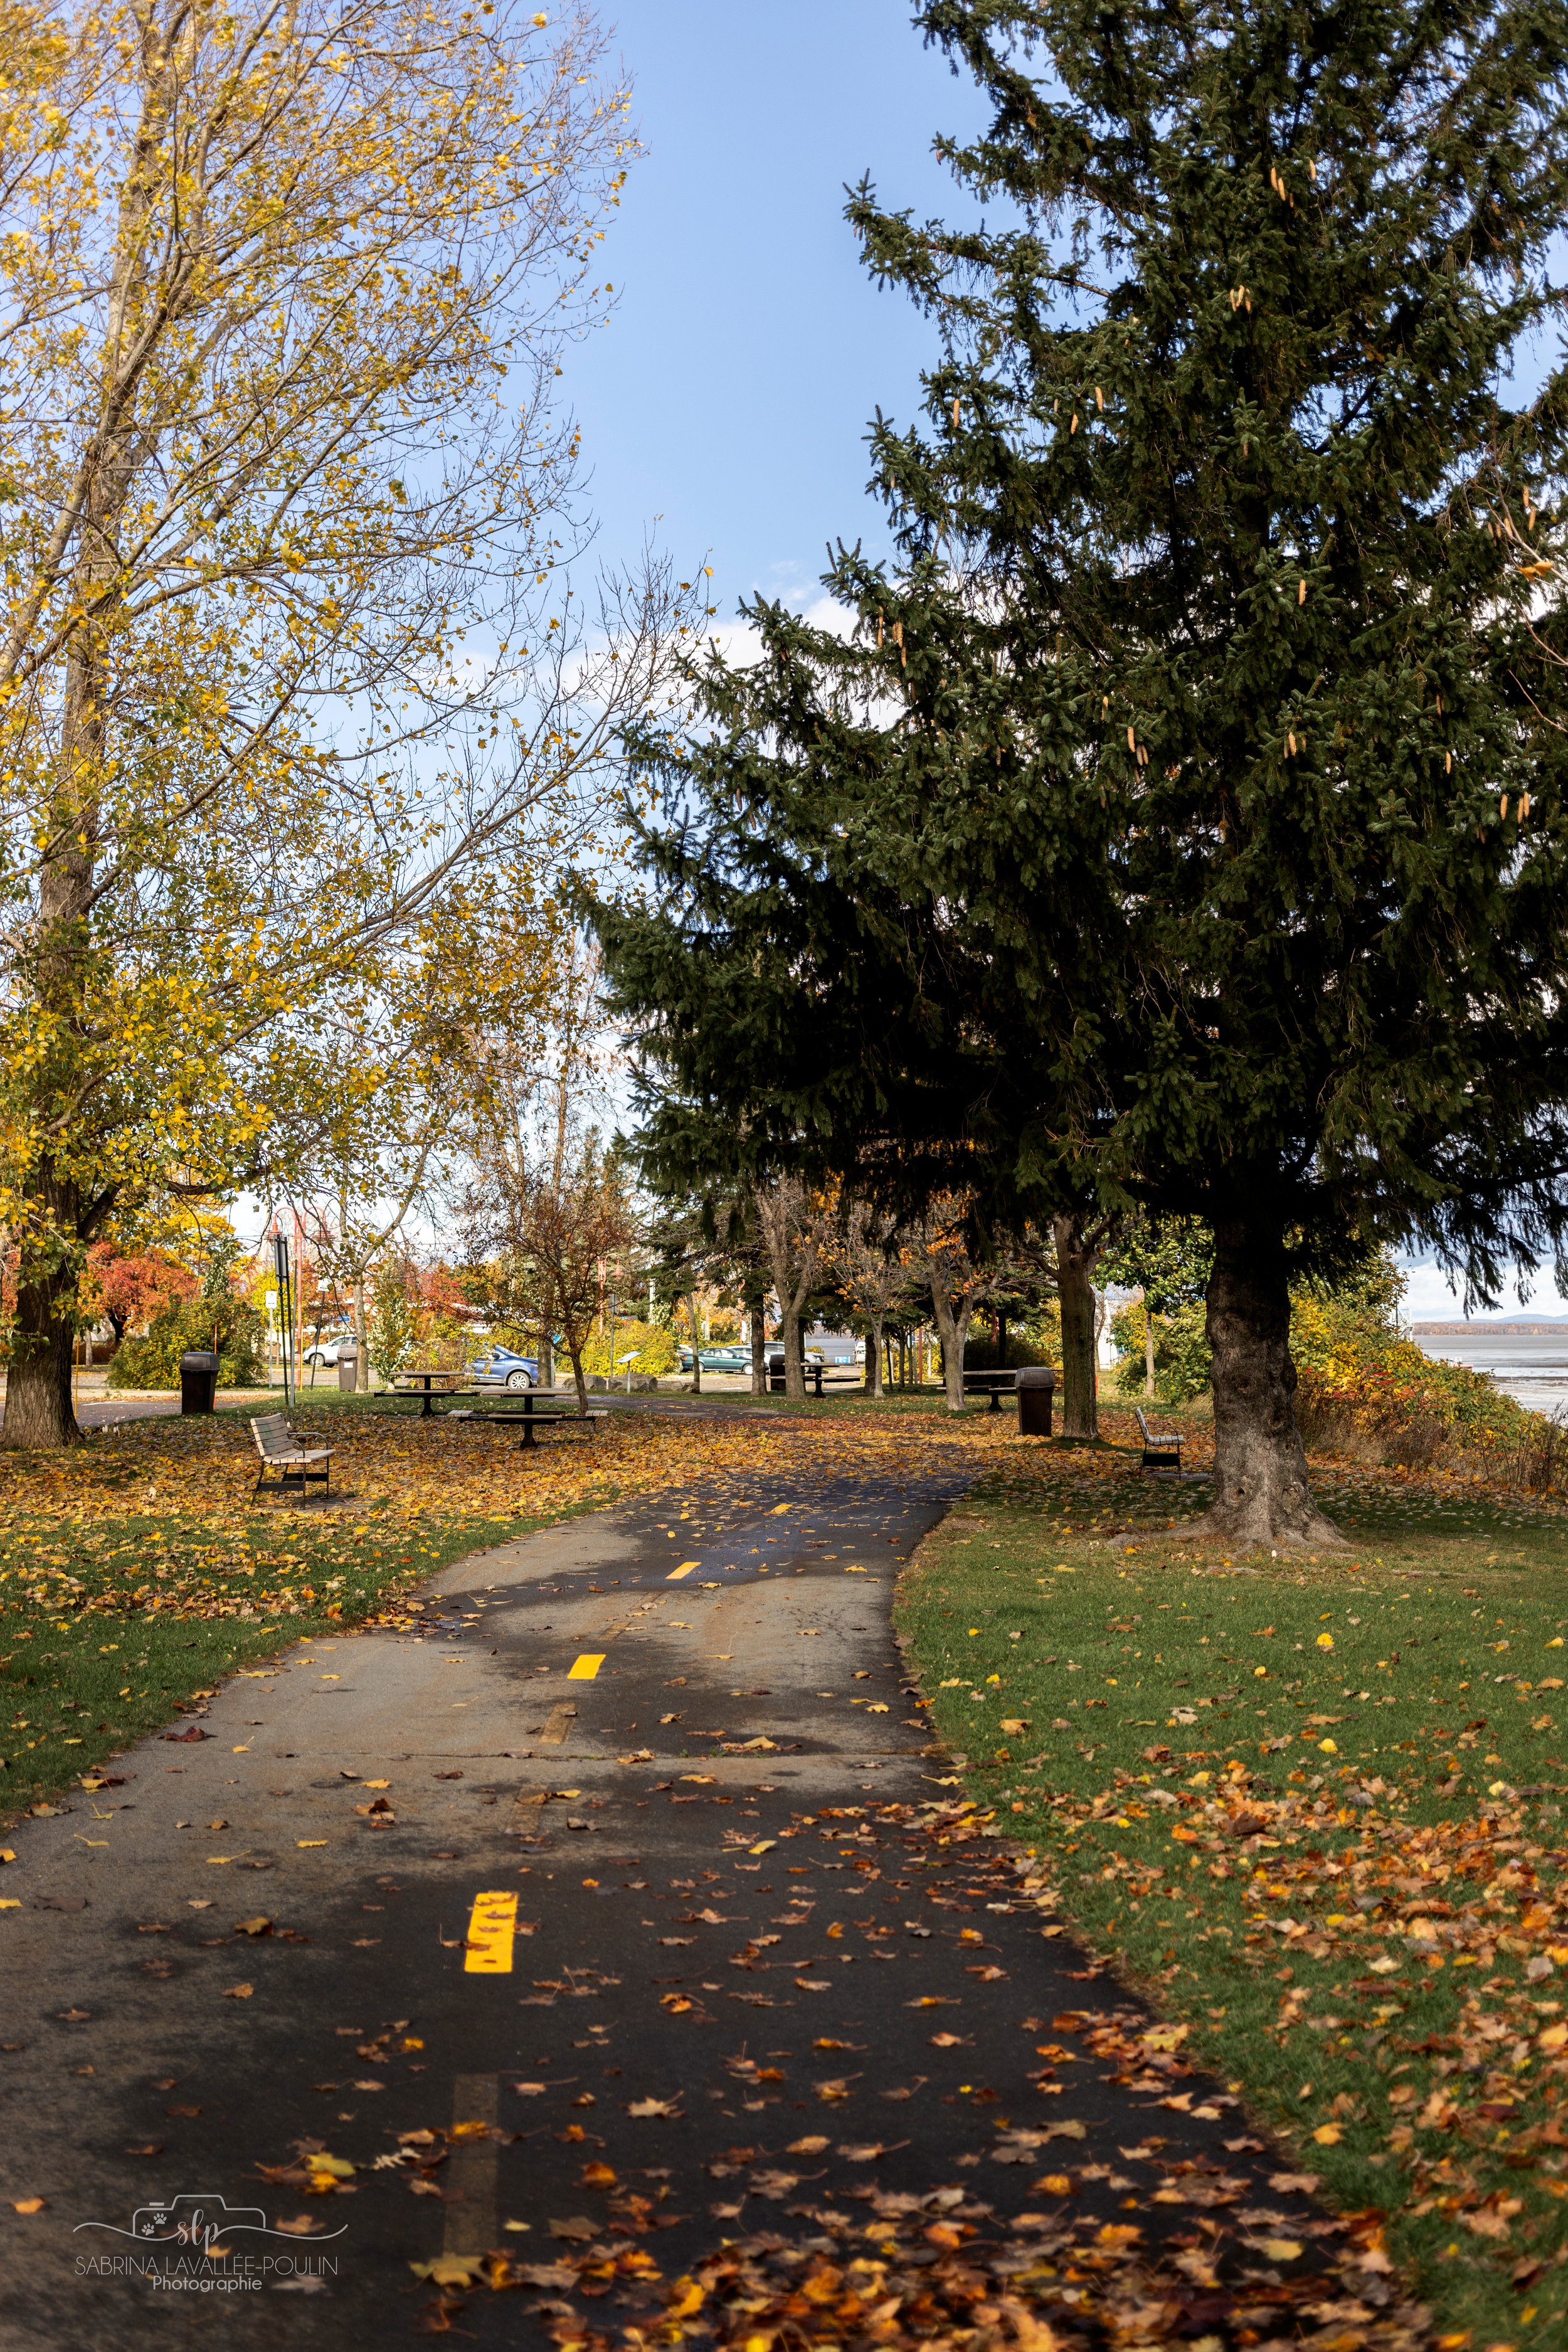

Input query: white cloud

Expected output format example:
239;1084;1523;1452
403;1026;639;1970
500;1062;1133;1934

699;591;854;673
1397;1254;1568;1323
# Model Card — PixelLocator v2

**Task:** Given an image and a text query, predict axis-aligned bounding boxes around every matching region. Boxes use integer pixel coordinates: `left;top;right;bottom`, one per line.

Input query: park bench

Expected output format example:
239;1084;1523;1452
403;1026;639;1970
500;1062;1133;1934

1134;1406;1184;1475
250;1412;336;1502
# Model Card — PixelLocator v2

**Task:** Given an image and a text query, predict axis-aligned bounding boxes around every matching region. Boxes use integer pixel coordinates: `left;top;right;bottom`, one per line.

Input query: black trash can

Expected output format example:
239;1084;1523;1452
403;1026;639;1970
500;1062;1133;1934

1015;1365;1056;1436
337;1343;359;1395
179;1349;220;1415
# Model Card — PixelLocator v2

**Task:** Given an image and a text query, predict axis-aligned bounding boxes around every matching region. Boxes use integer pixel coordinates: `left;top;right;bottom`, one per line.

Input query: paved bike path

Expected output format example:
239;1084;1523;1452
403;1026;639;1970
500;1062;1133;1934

0;1461;1369;2348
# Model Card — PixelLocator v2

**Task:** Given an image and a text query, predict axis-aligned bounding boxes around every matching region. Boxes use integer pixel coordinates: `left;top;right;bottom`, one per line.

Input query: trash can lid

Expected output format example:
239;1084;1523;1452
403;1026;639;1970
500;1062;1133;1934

179;1350;221;1368
1014;1365;1057;1387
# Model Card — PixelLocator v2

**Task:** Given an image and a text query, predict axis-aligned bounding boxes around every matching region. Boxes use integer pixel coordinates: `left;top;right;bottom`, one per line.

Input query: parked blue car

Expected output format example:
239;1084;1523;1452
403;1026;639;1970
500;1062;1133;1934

465;1345;540;1390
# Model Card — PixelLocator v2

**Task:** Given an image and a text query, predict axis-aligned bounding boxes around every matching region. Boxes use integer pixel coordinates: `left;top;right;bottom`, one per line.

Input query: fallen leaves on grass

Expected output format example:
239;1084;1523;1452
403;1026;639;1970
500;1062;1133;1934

0;1401;1023;1634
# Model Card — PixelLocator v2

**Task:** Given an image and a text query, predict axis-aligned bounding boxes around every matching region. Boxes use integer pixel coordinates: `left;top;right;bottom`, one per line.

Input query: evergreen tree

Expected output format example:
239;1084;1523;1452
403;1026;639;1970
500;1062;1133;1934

592;0;1568;1544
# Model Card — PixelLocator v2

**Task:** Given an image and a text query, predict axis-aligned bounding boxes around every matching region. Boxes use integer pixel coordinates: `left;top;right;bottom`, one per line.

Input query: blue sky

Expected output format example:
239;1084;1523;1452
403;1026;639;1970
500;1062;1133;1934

566;0;987;614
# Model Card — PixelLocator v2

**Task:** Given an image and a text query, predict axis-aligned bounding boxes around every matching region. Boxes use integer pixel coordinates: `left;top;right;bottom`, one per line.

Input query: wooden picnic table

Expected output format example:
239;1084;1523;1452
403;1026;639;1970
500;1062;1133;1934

452;1388;605;1448
391;1369;468;1417
962;1369;1018;1412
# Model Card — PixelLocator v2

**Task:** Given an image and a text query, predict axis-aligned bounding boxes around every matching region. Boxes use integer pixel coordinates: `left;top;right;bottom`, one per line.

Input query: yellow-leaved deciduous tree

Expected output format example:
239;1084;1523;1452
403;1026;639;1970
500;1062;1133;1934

0;0;701;1448
825;1200;910;1400
280;879;571;1388
751;1176;832;1402
456;939;638;1413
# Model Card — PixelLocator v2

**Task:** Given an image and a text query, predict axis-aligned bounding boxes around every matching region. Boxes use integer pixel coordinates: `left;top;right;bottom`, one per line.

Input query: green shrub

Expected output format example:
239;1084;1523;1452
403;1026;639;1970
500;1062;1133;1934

109;1290;266;1391
1110;1296;1212;1403
961;1332;1050;1371
580;1319;677;1377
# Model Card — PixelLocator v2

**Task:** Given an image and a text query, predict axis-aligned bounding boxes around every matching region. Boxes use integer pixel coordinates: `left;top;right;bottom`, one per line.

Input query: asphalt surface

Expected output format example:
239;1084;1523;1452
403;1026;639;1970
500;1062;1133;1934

0;1459;1329;2348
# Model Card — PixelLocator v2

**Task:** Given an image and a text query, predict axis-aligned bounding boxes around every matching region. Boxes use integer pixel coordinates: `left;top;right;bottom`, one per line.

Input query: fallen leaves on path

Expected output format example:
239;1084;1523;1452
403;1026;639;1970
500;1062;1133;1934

399;1791;1434;2349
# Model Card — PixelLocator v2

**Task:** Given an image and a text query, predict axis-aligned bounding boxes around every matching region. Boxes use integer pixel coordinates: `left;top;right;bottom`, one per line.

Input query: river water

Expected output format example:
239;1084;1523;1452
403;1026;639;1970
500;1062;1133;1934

1411;1327;1568;1417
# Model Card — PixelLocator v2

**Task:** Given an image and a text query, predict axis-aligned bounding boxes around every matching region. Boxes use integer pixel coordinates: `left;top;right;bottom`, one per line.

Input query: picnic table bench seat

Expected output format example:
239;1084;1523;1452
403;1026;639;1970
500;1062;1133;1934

962;1369;1018;1412
250;1412;335;1502
1134;1406;1184;1473
447;1399;608;1446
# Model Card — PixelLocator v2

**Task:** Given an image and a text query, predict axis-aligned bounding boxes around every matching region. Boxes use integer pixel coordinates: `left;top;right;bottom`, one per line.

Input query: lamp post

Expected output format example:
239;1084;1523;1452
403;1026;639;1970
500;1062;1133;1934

273;1233;295;1407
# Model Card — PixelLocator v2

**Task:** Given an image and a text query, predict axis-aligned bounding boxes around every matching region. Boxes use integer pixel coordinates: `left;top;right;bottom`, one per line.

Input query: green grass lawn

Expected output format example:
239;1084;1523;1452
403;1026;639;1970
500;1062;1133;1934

897;1458;1568;2349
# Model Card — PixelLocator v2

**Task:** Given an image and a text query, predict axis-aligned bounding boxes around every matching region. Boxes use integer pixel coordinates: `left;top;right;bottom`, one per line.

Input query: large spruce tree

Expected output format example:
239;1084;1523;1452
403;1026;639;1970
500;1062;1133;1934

592;0;1568;1545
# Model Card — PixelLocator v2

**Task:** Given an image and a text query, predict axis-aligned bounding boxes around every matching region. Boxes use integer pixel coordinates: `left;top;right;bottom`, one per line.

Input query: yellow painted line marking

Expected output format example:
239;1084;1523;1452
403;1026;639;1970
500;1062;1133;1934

464;1892;518;1974
567;1653;605;1680
667;1563;697;1580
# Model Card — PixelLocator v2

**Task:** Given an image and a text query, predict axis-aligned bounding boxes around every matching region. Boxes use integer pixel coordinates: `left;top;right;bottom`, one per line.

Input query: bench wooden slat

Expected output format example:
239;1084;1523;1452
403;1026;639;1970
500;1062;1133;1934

250;1414;334;1502
1134;1406;1184;1472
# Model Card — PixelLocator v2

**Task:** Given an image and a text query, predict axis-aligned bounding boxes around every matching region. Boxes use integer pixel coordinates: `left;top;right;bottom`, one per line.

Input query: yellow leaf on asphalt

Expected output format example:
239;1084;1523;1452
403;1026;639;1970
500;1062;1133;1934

409;2253;485;2286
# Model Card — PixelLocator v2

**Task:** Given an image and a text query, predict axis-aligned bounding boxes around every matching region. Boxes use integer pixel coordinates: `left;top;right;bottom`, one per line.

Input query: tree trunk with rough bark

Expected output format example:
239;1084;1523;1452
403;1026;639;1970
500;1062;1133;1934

925;1269;971;1412
354;1275;369;1391
1143;1294;1156;1399
687;1286;702;1392
778;1302;805;1400
1053;1212;1099;1440
5;1197;81;1448
864;1317;884;1397
1182;1216;1343;1549
749;1303;766;1396
754;1182;823;1404
7;156;142;1453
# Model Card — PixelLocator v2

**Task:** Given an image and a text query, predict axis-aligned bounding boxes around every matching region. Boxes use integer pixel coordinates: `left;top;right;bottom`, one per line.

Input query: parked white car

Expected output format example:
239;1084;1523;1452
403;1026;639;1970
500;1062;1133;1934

300;1336;354;1366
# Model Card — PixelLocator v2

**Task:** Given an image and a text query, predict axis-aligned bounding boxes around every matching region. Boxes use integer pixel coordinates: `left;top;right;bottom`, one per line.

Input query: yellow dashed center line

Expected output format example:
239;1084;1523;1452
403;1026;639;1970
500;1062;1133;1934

567;1653;605;1680
464;1891;518;1973
667;1562;698;1581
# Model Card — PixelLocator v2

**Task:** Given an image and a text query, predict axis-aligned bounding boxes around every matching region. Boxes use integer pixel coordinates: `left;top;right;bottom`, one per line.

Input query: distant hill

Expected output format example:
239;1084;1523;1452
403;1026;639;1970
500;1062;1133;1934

1413;1319;1568;1335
